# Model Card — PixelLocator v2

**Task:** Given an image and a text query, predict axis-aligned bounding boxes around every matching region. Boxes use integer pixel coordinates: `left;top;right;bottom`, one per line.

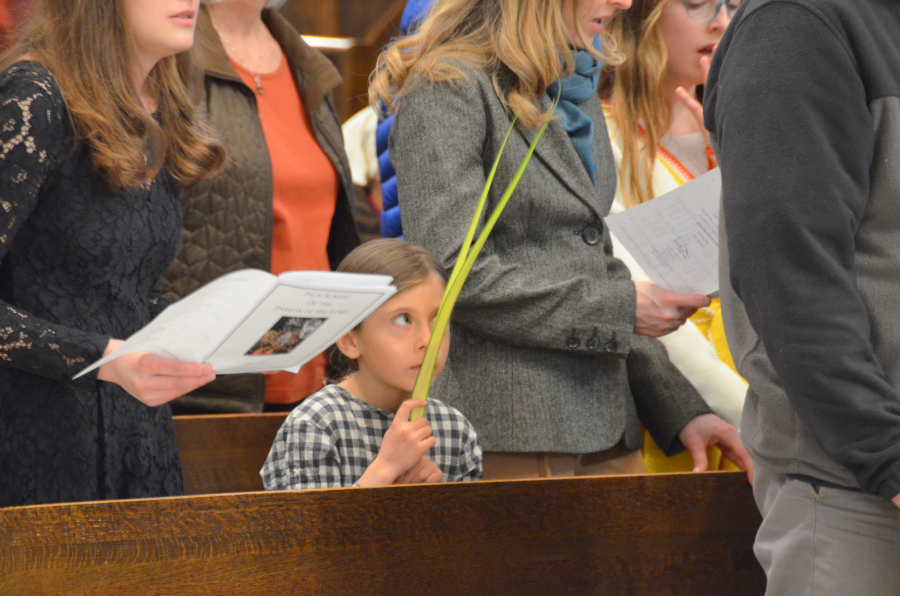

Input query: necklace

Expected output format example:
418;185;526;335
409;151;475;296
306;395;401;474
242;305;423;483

212;21;265;95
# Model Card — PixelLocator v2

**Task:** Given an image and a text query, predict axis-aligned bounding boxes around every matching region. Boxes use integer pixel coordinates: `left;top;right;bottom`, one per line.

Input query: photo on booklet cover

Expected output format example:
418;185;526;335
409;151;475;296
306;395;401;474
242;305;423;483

245;317;327;356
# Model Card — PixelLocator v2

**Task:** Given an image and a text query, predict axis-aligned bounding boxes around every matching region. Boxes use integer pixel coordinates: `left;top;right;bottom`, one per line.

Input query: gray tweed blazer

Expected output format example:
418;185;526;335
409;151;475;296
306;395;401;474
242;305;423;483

391;66;710;454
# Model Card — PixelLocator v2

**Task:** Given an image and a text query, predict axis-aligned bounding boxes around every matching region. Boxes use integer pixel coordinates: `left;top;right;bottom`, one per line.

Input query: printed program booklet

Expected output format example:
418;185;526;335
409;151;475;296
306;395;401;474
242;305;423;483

74;269;397;379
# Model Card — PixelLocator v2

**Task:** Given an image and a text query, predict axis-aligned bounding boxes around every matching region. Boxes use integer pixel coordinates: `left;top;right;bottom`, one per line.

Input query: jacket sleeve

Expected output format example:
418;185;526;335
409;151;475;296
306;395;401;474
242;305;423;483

391;75;636;355
709;3;900;499
628;336;712;455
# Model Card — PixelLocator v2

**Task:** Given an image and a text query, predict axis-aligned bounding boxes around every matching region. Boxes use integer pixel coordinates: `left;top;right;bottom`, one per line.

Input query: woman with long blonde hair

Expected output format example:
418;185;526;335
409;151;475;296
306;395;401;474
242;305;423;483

372;0;752;481
599;0;745;473
0;0;226;506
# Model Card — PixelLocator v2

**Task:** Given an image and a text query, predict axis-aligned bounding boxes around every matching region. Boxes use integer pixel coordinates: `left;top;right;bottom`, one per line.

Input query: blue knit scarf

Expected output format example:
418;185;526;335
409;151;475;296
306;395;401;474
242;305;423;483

547;35;604;184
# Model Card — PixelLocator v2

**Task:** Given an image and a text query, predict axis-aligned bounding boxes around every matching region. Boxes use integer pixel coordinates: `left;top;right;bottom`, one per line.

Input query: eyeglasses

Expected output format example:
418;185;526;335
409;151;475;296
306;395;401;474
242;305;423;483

682;0;743;22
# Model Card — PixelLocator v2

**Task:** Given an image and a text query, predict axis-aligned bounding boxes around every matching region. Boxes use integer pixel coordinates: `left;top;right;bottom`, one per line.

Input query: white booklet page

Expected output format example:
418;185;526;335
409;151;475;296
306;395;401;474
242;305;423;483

75;269;396;378
604;167;721;295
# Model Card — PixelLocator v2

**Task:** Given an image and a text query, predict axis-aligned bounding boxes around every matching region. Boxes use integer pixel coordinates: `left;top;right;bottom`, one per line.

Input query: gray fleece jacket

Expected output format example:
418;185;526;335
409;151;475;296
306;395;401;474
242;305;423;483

706;0;900;500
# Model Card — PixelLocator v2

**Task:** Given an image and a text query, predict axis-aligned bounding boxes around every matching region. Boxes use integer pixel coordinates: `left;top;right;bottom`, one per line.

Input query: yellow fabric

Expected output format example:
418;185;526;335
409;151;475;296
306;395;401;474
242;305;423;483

643;299;743;472
690;301;716;338
709;303;740;375
691;298;740;376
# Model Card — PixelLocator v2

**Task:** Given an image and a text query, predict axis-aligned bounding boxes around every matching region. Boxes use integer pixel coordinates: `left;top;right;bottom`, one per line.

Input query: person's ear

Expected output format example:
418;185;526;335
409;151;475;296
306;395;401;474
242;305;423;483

335;331;361;360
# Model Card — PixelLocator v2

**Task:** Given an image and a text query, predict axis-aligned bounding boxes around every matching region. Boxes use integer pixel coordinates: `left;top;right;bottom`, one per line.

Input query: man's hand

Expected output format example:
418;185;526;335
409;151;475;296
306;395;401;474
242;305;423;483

634;281;711;338
97;340;215;407
678;413;754;484
893;493;900;510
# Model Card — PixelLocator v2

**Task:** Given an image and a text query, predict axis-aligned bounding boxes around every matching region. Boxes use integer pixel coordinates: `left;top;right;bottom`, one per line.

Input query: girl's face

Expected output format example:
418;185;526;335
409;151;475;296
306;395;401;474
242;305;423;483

561;0;633;49
342;273;450;407
658;0;732;88
125;0;200;72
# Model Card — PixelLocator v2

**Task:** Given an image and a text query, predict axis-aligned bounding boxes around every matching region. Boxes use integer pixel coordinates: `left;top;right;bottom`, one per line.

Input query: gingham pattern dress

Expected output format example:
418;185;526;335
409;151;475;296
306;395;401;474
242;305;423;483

261;385;483;489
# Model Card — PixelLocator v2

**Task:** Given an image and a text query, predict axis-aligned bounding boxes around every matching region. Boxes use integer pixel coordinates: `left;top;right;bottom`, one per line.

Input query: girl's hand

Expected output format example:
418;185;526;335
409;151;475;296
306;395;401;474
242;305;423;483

358;399;436;486
634;281;710;338
97;339;216;407
674;54;714;149
395;455;444;485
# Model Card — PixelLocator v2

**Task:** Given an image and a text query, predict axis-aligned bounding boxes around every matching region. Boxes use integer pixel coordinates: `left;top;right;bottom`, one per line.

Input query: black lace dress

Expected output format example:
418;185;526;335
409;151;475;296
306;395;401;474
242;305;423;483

0;62;184;506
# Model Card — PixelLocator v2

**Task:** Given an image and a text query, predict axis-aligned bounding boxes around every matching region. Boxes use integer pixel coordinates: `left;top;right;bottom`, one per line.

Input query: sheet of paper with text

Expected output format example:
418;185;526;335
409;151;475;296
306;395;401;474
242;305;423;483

604;167;721;295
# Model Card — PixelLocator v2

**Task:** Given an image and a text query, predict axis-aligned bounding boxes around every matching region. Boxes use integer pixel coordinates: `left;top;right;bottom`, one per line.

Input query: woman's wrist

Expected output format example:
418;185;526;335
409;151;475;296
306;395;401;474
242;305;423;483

96;339;124;383
102;338;123;357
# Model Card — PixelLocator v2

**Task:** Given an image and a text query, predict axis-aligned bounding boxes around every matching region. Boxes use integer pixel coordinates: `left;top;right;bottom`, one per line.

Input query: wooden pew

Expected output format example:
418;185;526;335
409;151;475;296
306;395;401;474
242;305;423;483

280;0;407;121
173;413;287;495
0;472;765;595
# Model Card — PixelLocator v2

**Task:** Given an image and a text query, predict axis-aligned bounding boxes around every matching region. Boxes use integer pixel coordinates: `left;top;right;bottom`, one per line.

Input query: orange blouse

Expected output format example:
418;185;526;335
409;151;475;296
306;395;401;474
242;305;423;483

232;55;338;405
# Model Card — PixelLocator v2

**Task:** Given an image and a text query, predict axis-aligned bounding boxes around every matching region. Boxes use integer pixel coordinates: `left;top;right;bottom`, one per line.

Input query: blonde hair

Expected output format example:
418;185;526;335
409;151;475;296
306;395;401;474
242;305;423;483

4;0;226;191
370;0;623;131
330;239;447;377
598;0;677;207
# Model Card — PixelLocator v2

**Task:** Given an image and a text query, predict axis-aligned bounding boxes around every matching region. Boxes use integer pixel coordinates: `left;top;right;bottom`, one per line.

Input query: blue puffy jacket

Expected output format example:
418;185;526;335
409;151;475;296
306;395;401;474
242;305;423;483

378;0;434;238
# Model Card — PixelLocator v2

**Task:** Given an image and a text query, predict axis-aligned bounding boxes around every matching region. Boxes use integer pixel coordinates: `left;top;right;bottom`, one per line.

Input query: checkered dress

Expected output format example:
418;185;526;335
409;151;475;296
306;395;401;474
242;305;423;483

261;385;483;489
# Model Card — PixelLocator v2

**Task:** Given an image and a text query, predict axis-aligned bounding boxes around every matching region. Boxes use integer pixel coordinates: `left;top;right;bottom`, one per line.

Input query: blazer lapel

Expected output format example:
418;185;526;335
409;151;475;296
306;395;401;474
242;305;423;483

517;92;604;218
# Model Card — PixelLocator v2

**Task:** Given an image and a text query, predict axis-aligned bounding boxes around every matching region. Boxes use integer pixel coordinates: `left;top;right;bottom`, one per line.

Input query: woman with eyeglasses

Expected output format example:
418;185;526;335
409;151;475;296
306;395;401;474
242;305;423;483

599;0;744;473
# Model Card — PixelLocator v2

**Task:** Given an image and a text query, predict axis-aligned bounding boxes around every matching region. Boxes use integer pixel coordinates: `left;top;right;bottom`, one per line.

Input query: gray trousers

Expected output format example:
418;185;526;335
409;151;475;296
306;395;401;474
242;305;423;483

753;461;900;596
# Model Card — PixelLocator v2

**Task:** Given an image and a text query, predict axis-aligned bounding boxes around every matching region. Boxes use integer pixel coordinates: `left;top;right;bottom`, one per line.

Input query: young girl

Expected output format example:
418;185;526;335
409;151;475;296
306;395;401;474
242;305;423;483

370;0;752;481
261;239;483;489
599;0;746;472
0;0;225;507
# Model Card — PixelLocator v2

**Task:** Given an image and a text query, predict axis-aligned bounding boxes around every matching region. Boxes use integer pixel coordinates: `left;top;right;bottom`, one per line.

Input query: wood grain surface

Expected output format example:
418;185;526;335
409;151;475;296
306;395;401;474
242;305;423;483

0;472;764;596
279;0;407;121
173;413;288;495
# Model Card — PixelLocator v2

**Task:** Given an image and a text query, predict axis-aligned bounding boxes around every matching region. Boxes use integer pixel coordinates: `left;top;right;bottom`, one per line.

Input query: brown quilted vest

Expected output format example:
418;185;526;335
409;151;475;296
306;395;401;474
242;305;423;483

162;8;360;413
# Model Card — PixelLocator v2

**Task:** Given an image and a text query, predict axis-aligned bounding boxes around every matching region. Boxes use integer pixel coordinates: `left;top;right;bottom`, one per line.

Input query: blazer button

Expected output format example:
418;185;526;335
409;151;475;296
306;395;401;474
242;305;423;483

587;337;600;350
605;340;618;353
567;336;581;349
582;225;601;246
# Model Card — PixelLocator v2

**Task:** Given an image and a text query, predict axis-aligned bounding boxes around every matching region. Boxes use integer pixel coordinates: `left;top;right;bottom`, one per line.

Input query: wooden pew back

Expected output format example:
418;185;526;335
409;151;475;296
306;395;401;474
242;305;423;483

0;472;765;595
173;413;287;495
